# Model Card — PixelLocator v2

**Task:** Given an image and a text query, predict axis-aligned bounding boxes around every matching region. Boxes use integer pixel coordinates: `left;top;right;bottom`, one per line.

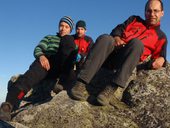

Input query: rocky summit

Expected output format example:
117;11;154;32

3;63;170;128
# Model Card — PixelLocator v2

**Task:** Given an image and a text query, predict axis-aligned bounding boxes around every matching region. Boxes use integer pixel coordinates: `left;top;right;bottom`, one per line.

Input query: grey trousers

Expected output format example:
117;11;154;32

78;34;144;88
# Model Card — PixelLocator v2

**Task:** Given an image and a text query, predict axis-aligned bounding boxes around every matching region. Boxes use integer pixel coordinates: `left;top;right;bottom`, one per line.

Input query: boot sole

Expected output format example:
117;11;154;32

96;96;110;106
71;92;88;101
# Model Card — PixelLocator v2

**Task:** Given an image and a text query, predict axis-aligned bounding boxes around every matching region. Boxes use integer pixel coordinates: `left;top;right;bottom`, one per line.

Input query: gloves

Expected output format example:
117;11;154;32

76;54;82;62
76;53;87;63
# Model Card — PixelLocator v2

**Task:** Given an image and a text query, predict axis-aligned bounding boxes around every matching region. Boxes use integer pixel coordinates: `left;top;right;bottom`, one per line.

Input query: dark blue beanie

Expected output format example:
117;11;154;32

76;20;86;30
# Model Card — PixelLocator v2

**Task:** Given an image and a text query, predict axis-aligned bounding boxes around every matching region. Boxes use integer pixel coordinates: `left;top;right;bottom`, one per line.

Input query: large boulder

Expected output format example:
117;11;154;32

122;63;170;128
7;63;170;128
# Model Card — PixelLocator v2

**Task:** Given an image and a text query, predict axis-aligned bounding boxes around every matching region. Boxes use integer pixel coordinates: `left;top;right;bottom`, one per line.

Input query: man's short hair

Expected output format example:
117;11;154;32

145;0;164;11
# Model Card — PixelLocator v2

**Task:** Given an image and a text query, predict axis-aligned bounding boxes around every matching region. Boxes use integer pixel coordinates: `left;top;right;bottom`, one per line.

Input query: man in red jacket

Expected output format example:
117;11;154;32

71;0;167;106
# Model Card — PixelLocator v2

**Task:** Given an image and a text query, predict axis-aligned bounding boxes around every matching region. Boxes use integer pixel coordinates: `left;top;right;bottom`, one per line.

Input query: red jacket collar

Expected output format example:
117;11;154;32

74;34;85;39
146;21;160;29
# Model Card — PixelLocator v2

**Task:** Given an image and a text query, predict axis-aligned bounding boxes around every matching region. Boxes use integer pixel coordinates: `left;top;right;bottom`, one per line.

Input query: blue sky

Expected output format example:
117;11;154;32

0;0;169;103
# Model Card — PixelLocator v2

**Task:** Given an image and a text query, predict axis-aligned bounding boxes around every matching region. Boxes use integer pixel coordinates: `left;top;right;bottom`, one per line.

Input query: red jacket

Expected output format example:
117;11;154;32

110;15;167;62
73;35;94;57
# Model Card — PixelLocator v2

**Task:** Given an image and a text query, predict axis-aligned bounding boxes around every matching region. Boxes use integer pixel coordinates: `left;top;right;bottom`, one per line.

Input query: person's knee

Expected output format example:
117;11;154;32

96;34;115;47
60;35;75;47
98;34;110;39
129;38;144;52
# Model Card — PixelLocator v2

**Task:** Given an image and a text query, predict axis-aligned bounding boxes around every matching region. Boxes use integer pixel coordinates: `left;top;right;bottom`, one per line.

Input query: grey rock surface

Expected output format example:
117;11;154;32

7;63;170;128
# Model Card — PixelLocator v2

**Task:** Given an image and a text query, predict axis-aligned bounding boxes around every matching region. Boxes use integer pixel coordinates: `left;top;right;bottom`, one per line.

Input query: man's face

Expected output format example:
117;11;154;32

76;27;86;38
59;22;71;37
145;0;164;26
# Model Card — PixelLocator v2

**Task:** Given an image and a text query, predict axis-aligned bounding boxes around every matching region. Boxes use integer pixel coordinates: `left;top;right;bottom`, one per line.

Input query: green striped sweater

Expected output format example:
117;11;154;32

34;34;61;58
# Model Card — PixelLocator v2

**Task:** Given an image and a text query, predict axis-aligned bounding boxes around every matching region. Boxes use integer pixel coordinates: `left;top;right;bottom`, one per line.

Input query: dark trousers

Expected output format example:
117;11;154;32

78;34;144;88
6;38;76;108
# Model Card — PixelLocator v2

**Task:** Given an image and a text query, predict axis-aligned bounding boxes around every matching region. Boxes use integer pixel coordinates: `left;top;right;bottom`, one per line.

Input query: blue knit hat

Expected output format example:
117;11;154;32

59;16;74;32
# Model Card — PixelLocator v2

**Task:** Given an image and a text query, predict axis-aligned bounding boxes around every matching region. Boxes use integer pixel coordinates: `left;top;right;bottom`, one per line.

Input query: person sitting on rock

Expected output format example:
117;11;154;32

71;0;167;106
0;16;78;121
20;20;94;103
53;20;94;93
73;20;94;73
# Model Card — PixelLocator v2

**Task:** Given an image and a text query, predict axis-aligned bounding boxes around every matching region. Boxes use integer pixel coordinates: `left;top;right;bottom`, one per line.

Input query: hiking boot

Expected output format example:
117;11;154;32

113;87;125;101
0;102;13;121
97;85;118;106
109;95;129;110
53;82;64;94
71;81;89;101
53;74;69;94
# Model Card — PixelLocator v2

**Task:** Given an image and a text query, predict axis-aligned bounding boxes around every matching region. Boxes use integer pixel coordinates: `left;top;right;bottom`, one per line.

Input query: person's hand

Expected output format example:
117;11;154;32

39;55;50;71
152;57;165;69
113;36;126;47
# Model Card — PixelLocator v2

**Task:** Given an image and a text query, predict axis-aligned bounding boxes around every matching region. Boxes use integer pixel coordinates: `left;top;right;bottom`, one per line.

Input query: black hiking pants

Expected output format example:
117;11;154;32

6;36;76;109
